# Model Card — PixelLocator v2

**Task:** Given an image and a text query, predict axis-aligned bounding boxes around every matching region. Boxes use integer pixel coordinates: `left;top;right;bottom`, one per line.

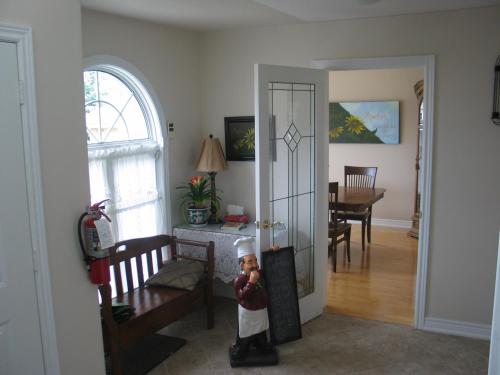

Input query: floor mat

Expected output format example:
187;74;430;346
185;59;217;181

106;334;186;375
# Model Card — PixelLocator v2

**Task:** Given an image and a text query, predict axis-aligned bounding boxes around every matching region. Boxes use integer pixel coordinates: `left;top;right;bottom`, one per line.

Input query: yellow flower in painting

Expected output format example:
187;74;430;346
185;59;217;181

233;128;255;151
329;126;344;139
345;115;365;135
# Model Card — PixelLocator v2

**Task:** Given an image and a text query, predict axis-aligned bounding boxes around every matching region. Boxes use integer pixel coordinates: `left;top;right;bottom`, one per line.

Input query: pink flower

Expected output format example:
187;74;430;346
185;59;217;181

190;176;204;186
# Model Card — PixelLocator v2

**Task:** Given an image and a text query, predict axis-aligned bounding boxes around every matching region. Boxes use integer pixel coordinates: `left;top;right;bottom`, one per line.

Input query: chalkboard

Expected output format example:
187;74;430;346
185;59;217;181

262;246;302;345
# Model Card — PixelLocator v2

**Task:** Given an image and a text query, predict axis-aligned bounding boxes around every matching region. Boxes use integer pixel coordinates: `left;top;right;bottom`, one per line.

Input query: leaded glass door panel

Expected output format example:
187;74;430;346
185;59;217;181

255;64;328;323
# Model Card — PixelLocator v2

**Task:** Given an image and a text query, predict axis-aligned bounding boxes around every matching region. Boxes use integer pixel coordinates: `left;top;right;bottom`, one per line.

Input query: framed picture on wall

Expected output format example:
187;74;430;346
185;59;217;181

329;101;400;144
224;116;255;161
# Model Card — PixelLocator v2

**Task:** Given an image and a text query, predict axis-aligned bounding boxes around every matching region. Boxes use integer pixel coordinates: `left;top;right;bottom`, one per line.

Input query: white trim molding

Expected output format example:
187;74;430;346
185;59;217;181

371;218;412;228
348;218;412;229
313;55;435;331
0;23;61;375
424;317;491;340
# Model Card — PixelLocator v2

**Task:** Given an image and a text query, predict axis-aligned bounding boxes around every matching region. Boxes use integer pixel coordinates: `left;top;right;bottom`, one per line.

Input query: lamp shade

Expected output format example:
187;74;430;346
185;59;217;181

195;134;228;172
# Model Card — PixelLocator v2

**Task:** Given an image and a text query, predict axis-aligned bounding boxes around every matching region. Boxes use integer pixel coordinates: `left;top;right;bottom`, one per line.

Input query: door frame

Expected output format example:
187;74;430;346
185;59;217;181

0;23;61;374
313;55;435;329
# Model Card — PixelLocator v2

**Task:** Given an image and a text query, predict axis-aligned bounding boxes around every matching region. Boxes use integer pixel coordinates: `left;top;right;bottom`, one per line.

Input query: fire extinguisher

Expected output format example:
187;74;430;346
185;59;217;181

78;199;112;284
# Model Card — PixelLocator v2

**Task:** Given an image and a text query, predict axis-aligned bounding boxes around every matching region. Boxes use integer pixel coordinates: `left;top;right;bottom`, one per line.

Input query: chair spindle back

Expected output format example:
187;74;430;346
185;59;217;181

344;166;377;189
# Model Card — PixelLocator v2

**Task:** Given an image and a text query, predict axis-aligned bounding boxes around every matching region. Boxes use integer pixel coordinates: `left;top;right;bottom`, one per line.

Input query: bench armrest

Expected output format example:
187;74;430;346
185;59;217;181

172;237;215;285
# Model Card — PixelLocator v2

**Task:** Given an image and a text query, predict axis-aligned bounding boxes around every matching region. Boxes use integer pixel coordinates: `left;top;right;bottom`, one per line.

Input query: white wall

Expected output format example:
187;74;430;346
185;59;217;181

330;68;424;221
82;9;202;227
0;1;105;374
200;6;500;325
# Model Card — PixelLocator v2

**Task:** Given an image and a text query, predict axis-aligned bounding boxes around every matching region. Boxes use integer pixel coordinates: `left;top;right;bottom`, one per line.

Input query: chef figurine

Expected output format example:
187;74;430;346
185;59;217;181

229;237;277;363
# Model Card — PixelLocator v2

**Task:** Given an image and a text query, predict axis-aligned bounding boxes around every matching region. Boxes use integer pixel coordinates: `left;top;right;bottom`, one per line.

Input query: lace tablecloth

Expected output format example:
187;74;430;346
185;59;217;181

173;223;256;284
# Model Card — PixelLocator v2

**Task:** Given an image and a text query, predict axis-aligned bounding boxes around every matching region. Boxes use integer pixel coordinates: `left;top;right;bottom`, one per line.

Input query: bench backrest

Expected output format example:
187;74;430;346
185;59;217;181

107;234;174;296
106;234;214;298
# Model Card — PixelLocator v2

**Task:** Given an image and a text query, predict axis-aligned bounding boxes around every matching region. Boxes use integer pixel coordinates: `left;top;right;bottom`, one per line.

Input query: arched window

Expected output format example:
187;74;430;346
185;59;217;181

83;61;166;241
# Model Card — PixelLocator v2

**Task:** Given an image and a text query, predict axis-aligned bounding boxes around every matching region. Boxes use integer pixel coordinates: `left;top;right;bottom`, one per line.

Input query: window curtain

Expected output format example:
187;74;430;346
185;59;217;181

88;142;163;242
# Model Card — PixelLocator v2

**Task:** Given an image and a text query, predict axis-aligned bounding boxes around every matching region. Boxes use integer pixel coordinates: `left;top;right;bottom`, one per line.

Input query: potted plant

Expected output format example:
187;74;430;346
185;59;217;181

177;176;218;227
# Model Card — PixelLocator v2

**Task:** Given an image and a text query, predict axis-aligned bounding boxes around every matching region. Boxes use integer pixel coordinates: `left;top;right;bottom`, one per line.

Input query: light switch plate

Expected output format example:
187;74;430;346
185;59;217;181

168;122;174;138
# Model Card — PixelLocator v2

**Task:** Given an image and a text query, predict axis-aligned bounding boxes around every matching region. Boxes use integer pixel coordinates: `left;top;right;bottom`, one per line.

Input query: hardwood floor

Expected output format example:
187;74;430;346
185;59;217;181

326;225;418;326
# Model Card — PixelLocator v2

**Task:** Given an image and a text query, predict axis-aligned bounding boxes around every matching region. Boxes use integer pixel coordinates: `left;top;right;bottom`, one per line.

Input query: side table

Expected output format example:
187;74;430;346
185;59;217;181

173;223;256;284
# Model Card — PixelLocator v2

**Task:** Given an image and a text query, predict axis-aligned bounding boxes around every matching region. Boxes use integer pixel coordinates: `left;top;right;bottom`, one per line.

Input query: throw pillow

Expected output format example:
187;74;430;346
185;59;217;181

145;259;204;291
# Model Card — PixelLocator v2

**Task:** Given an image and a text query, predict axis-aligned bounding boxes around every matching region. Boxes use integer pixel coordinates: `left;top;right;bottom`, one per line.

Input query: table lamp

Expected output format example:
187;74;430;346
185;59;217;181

195;134;228;224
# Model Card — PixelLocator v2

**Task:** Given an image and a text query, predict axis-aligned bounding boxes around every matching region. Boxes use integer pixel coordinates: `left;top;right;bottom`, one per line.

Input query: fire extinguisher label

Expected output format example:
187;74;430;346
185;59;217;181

85;228;101;254
94;218;115;249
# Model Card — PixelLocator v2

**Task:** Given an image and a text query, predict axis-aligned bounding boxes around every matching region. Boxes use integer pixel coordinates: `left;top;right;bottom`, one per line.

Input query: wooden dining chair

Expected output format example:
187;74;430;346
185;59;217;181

338;166;378;251
329;182;351;272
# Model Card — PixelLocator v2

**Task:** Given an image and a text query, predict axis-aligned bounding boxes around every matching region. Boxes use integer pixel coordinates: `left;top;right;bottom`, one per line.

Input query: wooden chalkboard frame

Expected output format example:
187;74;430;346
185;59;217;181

262;246;302;345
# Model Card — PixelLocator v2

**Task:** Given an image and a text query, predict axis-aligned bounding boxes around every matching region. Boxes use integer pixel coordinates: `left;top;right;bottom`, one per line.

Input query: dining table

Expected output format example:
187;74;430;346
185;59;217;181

329;186;386;246
330;186;386;212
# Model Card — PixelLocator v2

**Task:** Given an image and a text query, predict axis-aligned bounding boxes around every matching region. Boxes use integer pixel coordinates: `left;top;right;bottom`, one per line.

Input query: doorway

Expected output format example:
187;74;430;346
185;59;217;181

327;67;422;325
314;56;435;328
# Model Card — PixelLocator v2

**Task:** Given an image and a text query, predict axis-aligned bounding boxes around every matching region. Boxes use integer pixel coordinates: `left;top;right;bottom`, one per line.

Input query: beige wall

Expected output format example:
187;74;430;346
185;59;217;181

81;9;202;226
330;68;424;221
0;1;105;374
200;7;500;325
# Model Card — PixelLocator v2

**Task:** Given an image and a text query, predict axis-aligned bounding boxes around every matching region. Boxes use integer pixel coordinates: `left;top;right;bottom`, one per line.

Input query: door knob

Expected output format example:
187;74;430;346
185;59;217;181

256;220;285;230
254;220;273;229
263;219;273;229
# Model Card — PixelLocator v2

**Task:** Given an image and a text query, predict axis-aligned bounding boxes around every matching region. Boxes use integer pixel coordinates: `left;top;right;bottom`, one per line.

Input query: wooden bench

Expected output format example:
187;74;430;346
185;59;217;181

98;234;215;375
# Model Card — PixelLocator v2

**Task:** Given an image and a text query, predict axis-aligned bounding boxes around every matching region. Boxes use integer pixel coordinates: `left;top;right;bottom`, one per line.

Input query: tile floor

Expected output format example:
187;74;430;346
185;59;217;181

147;298;490;374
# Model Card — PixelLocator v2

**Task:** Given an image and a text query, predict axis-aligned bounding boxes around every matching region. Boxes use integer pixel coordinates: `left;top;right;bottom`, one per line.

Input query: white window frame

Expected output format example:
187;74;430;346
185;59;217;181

83;55;171;236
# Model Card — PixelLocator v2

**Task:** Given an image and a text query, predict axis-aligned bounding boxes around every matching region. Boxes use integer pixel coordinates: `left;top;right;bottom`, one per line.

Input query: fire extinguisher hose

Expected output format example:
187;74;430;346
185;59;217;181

77;212;94;264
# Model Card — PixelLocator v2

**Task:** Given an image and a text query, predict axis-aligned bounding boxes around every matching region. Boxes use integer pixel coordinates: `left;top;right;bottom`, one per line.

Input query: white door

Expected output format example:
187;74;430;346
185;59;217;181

255;64;328;323
0;41;45;375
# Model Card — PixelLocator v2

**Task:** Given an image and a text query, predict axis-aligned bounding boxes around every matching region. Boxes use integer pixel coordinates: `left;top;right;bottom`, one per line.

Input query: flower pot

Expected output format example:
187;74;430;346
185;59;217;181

187;207;210;227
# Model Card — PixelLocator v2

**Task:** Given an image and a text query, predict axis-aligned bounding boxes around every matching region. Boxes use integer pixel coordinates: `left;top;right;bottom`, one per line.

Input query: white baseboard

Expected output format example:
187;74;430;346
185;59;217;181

347;218;412;229
424;317;491;340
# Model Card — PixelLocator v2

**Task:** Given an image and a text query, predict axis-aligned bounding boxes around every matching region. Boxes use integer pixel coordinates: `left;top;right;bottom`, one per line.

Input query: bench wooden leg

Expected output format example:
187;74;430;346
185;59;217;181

100;284;123;375
109;340;123;375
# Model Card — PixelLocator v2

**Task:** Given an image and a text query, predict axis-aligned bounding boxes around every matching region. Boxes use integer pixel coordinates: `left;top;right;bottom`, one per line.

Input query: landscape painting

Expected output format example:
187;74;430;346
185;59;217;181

329;101;400;144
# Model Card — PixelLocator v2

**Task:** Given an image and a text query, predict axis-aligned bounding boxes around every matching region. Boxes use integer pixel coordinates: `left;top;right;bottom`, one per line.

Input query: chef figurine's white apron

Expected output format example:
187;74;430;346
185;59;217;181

238;305;269;338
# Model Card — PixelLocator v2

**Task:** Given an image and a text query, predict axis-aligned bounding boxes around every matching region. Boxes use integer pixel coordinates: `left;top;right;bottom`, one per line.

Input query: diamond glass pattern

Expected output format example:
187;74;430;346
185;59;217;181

283;122;302;152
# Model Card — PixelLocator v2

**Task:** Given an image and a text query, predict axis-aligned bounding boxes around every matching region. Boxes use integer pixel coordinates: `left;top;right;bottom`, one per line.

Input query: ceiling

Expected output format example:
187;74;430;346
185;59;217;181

81;0;500;31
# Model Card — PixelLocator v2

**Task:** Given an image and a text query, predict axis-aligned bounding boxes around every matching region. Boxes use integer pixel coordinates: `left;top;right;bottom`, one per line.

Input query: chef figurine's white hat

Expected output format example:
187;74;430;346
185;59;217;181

234;237;256;259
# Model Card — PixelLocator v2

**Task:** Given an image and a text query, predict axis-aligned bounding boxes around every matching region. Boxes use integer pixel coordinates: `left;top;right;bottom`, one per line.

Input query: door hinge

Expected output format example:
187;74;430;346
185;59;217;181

18;79;25;105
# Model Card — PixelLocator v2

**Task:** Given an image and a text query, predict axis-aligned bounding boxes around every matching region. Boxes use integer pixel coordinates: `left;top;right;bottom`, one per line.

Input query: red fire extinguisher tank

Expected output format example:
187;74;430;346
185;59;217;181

78;200;112;284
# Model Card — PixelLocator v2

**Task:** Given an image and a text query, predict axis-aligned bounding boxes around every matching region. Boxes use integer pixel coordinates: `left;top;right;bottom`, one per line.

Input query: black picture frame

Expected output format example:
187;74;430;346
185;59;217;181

224;116;255;161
